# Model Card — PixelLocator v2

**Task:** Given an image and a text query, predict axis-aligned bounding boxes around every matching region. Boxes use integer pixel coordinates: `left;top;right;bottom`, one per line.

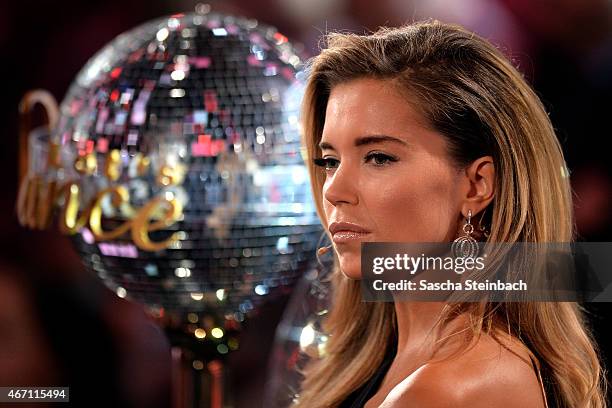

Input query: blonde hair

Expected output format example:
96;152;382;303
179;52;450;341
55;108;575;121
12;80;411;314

296;20;607;408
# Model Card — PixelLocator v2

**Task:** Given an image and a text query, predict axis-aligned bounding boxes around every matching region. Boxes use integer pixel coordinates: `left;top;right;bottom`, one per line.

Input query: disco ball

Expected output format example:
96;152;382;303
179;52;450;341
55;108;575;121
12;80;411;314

17;7;323;351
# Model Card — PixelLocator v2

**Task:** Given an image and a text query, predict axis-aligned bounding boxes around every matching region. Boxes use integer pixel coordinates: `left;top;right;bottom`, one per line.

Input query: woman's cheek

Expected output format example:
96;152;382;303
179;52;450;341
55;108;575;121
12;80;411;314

372;180;452;242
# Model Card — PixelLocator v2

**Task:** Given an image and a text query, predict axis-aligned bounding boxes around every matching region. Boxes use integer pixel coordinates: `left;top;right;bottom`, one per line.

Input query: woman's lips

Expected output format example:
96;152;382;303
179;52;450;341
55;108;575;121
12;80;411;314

332;231;371;244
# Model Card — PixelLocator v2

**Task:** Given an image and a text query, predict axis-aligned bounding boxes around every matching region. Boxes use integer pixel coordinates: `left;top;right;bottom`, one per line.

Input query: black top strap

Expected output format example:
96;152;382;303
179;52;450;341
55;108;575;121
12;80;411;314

339;343;397;408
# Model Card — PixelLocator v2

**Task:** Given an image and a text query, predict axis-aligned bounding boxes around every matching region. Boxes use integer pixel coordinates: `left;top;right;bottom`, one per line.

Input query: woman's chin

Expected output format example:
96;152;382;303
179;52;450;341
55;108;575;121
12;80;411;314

339;268;362;280
337;257;362;280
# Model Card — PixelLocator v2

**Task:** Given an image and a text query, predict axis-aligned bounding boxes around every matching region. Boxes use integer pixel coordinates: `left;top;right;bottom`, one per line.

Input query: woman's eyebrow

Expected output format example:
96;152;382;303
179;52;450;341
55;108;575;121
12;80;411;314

318;134;409;150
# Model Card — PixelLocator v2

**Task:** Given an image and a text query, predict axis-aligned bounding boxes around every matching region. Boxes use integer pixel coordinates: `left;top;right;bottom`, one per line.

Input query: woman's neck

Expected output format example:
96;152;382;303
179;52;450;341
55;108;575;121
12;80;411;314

393;301;469;357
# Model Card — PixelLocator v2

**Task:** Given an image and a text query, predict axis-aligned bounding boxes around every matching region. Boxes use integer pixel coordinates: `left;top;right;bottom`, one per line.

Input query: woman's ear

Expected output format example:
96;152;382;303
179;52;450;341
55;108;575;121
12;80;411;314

460;155;495;217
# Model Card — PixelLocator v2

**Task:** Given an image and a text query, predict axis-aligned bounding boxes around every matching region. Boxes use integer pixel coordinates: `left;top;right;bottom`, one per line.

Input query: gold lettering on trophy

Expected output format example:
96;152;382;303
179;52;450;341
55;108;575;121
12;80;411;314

89;186;132;240
48;142;61;169
104;149;122;181
24;176;39;228
17;174;40;228
132;195;183;251
17;150;184;251
17;175;58;229
58;183;90;234
157;163;186;186
17;90;184;251
134;153;150;176
35;180;58;229
74;153;97;175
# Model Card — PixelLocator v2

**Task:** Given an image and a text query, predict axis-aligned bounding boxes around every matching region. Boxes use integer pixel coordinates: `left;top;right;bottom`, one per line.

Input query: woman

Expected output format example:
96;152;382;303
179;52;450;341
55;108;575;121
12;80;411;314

295;20;607;407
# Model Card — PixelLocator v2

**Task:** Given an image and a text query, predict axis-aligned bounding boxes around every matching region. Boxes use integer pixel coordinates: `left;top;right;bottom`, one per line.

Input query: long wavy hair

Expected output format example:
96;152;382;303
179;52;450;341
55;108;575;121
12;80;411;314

295;20;607;408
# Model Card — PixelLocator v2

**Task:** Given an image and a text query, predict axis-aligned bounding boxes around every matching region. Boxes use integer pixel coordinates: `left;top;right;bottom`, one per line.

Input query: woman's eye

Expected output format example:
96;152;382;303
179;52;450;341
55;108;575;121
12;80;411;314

365;152;397;166
313;157;339;170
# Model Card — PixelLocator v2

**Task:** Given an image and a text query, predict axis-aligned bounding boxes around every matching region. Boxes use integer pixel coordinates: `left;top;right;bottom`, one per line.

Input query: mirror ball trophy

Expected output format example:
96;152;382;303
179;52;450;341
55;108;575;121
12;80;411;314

16;5;324;407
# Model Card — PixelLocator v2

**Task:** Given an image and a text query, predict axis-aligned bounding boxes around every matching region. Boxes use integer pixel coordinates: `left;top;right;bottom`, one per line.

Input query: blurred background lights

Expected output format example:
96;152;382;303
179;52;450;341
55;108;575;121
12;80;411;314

255;284;269;295
216;289;226;301
299;323;315;350
190;292;204;301
174;267;191;278
116;286;127;298
211;327;224;338
194;328;206;339
156;27;169;41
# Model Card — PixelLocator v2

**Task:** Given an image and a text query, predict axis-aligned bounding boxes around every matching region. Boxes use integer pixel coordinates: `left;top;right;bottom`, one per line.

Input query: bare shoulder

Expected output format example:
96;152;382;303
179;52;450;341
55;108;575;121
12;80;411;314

380;332;546;408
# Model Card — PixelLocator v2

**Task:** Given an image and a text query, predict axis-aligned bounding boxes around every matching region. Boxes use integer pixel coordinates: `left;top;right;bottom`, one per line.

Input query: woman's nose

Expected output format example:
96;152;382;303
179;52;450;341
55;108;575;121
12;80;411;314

323;162;359;206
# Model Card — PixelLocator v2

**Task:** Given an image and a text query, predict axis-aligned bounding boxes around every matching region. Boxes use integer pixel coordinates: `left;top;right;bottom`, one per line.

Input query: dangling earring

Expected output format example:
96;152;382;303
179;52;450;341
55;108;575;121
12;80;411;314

452;209;479;258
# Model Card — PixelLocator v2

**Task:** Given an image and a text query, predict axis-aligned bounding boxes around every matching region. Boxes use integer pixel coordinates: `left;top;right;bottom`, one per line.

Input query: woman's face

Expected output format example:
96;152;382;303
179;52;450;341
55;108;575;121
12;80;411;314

319;78;466;279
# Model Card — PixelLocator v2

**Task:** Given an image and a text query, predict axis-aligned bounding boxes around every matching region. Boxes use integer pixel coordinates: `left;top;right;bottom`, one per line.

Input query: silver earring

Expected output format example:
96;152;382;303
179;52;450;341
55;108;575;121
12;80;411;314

452;209;479;258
